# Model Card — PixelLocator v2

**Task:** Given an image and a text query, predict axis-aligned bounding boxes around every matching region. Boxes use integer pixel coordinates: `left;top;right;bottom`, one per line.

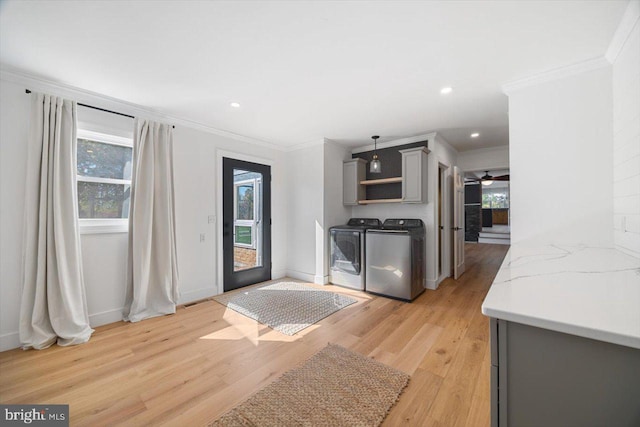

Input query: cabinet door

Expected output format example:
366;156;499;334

400;147;428;203
343;159;365;205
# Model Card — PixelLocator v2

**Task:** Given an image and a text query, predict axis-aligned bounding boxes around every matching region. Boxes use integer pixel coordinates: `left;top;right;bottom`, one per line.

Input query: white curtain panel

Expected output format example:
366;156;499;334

123;119;179;322
19;93;94;350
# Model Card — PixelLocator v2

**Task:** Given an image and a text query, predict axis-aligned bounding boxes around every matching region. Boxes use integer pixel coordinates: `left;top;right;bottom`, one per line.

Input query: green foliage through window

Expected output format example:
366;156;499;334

235;226;252;245
482;192;509;209
78;182;130;218
236;185;254;220
77;137;132;219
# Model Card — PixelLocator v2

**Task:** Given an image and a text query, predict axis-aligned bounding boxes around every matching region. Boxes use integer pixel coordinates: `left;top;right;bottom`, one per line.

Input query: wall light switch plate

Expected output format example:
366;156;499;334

208;215;215;224
200;234;205;242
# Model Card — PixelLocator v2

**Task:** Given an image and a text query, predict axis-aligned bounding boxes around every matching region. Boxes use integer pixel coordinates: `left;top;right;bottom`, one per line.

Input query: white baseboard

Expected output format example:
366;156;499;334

286;269;315;283
0;331;20;352
272;269;287;280
314;274;329;285
89;308;124;327
426;278;439;290
178;286;220;305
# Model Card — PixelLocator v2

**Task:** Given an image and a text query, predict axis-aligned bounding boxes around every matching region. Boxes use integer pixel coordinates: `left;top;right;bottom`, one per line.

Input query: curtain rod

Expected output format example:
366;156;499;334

25;89;175;128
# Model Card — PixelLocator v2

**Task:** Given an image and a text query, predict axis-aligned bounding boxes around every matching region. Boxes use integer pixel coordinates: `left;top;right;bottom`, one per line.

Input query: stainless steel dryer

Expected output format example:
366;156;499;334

365;219;425;301
329;218;382;290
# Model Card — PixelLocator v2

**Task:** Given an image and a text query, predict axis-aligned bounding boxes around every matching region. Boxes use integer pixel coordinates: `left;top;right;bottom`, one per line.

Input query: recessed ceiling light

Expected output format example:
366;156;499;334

440;87;453;94
470;133;480;138
230;102;241;108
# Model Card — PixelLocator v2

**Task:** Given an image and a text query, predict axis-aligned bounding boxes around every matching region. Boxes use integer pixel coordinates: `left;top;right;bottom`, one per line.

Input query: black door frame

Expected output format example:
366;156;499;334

222;157;272;291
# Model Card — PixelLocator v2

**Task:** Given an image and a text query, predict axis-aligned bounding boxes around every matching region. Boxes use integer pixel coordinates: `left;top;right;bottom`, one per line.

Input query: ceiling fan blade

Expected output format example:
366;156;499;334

494;174;510;181
480;171;493;181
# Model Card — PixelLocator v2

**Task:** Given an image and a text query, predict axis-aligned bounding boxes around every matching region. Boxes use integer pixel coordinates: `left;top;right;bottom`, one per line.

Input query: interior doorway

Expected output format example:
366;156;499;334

222;157;271;291
463;169;511;245
437;164;445;279
437;162;455;283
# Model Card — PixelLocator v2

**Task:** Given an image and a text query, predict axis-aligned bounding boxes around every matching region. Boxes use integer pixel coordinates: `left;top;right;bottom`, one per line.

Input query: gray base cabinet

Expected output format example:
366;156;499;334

490;319;640;427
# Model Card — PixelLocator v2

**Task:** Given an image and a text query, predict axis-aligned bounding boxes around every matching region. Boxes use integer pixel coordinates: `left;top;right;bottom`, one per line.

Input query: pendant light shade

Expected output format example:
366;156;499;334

370;135;381;173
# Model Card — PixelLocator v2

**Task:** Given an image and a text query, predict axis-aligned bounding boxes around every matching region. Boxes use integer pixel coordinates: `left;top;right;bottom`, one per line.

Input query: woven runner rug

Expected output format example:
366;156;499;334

213;282;357;335
209;344;410;426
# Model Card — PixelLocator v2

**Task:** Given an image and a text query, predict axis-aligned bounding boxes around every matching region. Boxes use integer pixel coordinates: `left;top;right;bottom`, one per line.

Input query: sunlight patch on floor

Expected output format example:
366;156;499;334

198;308;315;344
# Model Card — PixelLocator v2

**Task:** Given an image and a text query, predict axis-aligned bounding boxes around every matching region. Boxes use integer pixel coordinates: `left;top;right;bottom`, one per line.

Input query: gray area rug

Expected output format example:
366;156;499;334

209;344;410;426
213;282;357;335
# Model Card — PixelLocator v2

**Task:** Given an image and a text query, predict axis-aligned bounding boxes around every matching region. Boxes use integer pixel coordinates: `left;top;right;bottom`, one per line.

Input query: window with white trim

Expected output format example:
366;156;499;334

234;178;257;249
76;129;133;233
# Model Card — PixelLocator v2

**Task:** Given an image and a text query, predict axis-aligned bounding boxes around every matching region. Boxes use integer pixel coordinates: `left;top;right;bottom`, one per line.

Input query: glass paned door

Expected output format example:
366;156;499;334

223;158;271;291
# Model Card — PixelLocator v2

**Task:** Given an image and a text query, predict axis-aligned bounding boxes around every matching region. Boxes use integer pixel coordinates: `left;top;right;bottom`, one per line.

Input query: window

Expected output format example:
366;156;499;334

482;188;510;209
236;184;254;220
233;172;262;249
76;129;133;233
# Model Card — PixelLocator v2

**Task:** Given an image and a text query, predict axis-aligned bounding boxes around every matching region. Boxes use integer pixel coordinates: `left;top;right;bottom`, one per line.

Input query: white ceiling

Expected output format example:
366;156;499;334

0;1;628;151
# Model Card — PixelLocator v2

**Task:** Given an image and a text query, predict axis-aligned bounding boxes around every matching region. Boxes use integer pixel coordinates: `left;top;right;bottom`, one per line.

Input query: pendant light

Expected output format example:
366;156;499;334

370;135;382;173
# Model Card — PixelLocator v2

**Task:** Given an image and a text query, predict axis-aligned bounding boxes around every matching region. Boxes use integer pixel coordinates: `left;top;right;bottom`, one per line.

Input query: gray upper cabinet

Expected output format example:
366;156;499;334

400;147;429;203
343;158;366;205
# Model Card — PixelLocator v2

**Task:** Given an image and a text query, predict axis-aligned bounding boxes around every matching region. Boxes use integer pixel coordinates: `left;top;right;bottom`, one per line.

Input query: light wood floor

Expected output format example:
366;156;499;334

0;243;508;426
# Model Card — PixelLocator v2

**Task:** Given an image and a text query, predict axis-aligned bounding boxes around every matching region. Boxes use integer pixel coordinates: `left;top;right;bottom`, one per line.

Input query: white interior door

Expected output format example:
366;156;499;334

453;166;466;279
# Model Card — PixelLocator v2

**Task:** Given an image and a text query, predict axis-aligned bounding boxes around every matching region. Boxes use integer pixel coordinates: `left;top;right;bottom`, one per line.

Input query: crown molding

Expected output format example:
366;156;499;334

501;56;610;95
322;137;351;152
0;65;286;152
433;133;458;156
605;0;640;64
284;137;326;152
351;132;435;154
458;144;509;155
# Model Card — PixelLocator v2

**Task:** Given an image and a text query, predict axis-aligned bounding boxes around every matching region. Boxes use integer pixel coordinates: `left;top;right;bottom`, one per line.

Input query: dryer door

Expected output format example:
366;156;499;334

330;229;361;274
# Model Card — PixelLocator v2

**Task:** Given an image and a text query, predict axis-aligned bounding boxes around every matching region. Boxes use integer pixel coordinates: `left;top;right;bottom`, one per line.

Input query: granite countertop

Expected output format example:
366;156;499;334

481;243;640;349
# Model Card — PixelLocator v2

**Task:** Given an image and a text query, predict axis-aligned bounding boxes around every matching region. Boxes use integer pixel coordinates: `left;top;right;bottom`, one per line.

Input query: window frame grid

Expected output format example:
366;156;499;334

76;129;133;234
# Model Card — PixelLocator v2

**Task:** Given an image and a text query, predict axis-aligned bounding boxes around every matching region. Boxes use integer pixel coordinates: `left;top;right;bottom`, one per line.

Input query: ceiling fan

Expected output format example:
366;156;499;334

466;171;510;186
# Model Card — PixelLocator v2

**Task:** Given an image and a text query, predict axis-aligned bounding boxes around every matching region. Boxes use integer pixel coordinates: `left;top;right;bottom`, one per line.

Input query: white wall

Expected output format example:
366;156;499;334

457;145;509;173
611;3;640;257
80;234;129;324
284;140;351;284
0;76;288;351
351;133;458;289
0;79;30;351
507;66;614;246
285;144;324;282
322;141;352;282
